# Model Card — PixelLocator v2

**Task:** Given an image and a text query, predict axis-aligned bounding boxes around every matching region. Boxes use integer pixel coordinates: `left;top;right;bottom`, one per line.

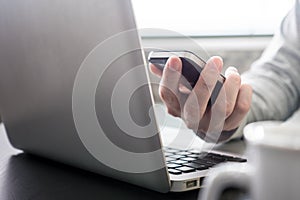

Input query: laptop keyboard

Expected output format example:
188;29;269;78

163;147;246;175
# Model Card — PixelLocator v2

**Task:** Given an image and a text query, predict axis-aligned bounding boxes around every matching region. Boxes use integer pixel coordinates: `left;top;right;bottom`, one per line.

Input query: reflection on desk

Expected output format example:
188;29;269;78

0;123;248;200
3;153;199;200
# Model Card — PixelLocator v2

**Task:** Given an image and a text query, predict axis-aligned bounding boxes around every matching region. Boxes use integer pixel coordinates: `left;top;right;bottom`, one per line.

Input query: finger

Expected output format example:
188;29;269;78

212;56;223;73
159;56;182;116
183;56;223;128
178;83;192;95
223;84;252;131
149;63;163;77
197;79;227;142
224;66;241;117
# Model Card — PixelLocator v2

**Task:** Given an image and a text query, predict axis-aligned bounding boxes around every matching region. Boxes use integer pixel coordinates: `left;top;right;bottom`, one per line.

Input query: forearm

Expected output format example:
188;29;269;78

228;1;300;140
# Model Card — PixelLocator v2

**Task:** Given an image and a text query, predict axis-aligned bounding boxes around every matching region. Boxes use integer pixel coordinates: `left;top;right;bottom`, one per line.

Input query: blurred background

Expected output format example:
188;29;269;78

131;0;294;102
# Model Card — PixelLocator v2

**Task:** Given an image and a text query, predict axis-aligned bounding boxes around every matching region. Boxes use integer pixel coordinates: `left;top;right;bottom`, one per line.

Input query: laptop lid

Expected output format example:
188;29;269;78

0;0;170;192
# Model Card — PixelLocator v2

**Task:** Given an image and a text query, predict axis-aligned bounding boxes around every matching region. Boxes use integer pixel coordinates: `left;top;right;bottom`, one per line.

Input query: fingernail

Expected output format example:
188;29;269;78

225;66;239;77
207;56;223;71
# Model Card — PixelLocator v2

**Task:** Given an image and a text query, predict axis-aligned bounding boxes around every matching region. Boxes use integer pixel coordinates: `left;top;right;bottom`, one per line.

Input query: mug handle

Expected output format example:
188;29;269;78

200;163;251;200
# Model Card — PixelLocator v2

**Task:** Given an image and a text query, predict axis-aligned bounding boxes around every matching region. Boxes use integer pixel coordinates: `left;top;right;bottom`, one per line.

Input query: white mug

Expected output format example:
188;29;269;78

200;121;300;200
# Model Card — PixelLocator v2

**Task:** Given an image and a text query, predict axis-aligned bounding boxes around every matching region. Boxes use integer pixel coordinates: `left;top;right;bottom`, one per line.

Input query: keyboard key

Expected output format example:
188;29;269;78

192;160;215;168
177;151;191;156
184;162;209;170
164;152;174;157
198;152;211;158
201;157;223;165
165;150;179;154
209;153;230;158
188;154;201;158
209;153;233;159
170;160;189;165
189;149;202;154
164;147;180;153
226;157;247;162
167;163;182;168
169;155;186;159
168;169;182;175
208;156;226;162
165;157;176;162
182;157;197;162
209;153;247;162
176;166;196;173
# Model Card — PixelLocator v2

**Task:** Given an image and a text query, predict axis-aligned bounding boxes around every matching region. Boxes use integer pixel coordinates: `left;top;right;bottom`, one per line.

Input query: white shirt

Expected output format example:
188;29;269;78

230;0;300;140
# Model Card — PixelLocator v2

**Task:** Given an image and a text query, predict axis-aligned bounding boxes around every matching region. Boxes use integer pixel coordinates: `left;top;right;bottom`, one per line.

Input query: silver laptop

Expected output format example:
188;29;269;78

0;0;246;192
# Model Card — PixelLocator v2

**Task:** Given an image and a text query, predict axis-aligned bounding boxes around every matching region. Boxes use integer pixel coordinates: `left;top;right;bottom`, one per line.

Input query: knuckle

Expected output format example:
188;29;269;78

242;83;252;91
241;84;253;95
159;87;174;102
203;76;216;90
228;73;241;85
183;106;201;130
237;99;251;113
158;87;167;99
225;101;234;116
184;104;196;118
167;108;179;117
223;121;236;132
198;78;214;96
184;119;197;130
206;63;219;74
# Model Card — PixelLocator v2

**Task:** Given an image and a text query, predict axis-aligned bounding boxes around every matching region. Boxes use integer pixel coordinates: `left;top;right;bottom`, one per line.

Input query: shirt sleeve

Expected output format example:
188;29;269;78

228;0;300;141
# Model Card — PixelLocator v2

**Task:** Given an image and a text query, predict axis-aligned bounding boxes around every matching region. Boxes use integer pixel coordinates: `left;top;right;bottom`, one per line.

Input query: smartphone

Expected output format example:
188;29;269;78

148;51;225;105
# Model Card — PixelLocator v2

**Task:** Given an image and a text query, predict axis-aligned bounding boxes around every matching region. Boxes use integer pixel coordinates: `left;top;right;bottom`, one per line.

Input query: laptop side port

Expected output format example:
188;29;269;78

186;180;198;188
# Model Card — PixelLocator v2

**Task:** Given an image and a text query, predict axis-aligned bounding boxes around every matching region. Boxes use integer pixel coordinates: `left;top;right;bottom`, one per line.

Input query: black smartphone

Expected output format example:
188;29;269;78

148;51;225;105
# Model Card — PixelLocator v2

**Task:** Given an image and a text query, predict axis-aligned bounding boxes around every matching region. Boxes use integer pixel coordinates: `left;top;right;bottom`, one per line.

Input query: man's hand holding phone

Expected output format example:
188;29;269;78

149;52;252;143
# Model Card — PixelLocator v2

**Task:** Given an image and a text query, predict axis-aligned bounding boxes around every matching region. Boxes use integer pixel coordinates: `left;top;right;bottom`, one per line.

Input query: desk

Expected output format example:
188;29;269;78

0;122;250;200
1;106;299;200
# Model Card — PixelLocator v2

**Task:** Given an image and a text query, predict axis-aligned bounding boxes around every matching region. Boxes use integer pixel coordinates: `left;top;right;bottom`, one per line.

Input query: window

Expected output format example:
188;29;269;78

132;0;295;37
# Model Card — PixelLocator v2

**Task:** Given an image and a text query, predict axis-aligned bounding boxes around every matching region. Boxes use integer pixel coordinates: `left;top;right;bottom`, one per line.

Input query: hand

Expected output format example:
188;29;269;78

149;56;252;143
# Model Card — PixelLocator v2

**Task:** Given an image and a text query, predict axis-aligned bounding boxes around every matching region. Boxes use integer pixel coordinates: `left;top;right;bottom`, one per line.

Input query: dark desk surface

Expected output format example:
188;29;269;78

0;124;249;200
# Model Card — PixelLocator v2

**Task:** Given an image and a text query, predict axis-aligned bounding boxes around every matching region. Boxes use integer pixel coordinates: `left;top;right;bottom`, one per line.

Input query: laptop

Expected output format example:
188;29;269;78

0;0;246;192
